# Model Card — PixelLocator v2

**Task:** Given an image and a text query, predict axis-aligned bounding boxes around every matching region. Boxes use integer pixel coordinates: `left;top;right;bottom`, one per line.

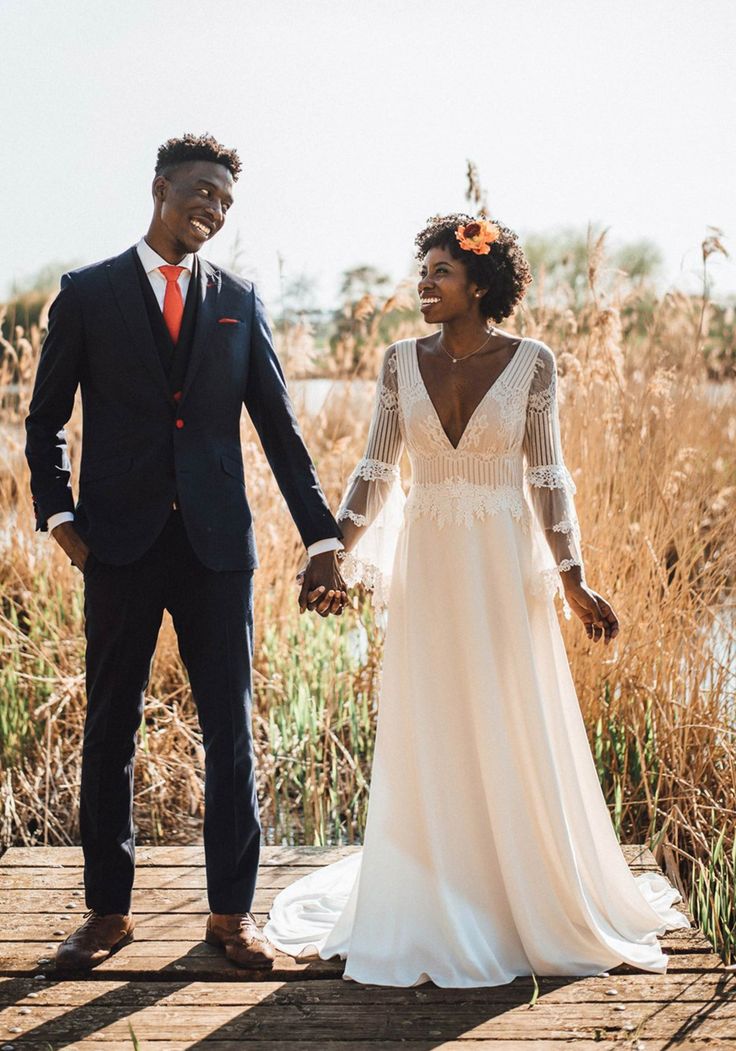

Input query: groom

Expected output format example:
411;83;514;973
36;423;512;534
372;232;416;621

25;133;347;971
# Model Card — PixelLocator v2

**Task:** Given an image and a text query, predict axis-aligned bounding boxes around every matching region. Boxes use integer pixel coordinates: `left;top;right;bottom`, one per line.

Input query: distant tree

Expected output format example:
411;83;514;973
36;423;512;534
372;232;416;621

612;239;663;284
329;264;415;374
274;257;328;330
9;260;79;297
4;260;79;333
523;227;597;306
522;226;662;308
461;161;663;307
279;273;320;325
272;269;325;375
339;266;391;302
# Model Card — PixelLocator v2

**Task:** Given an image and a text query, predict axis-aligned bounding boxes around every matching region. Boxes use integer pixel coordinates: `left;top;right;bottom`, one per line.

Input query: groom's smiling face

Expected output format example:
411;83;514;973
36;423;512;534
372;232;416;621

152;160;235;259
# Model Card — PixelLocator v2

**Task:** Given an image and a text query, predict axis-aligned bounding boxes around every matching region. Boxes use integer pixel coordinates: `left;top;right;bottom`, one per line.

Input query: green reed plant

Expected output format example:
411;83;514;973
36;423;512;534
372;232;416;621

690;824;736;965
592;691;661;840
256;601;381;844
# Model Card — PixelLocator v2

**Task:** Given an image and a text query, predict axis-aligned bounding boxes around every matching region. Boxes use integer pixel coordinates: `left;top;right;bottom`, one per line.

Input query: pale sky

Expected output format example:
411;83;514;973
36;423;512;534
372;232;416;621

2;0;734;308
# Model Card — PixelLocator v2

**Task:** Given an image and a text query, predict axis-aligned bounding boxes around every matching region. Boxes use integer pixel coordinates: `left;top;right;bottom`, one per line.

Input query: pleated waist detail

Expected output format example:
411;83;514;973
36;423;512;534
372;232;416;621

404;455;530;531
411;452;523;488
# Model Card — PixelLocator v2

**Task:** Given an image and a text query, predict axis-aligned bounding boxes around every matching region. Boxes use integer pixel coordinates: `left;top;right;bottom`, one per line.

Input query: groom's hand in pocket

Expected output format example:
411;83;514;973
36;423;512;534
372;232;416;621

51;521;90;571
298;551;349;617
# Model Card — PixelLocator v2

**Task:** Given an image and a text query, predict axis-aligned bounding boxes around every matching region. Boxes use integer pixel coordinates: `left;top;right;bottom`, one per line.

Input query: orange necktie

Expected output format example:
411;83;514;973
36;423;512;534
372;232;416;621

160;265;185;344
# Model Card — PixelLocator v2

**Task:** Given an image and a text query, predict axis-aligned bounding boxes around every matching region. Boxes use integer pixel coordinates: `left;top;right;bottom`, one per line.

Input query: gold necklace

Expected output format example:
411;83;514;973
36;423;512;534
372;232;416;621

438;326;497;365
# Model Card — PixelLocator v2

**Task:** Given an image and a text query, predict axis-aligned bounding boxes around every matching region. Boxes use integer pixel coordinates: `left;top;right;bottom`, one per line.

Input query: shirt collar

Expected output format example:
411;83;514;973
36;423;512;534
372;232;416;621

136;237;194;276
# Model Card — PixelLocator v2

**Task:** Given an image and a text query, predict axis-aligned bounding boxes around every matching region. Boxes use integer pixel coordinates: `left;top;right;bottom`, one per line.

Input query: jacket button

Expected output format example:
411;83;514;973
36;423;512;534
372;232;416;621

175;419;184;429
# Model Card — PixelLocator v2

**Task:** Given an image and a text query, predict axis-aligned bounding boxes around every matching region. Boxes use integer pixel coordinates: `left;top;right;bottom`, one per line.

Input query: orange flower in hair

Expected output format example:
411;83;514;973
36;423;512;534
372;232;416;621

455;219;501;255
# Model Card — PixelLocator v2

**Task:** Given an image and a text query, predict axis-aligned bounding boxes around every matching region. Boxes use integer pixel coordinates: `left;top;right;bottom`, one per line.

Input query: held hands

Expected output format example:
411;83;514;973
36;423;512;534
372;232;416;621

563;577;619;645
297;550;350;617
51;521;91;572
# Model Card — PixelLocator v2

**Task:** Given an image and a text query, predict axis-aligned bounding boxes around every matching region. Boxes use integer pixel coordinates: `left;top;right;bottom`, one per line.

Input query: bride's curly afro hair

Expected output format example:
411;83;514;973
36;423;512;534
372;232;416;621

415;213;532;322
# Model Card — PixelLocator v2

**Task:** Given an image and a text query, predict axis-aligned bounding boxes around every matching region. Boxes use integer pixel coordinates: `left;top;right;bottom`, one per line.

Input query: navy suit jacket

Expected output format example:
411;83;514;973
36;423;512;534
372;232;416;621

25;246;341;571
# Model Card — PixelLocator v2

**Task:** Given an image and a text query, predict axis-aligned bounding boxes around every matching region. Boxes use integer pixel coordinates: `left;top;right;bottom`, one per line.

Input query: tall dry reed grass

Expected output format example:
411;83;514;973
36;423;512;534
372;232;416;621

1;234;734;958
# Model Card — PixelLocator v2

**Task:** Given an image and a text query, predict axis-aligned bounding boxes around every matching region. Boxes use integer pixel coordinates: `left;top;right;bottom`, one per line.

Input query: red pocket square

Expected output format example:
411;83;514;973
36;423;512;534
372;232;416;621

218;317;240;324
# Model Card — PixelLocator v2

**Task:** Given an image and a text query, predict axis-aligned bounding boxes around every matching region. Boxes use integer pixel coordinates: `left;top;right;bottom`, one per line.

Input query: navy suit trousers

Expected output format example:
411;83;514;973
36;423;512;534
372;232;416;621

80;509;259;914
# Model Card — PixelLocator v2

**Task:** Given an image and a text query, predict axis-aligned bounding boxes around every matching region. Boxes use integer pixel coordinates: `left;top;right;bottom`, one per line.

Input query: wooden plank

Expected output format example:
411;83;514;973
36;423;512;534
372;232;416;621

623;845;658;867
0;926;712;961
0;1037;680;1051
0;889;286;913
0;945;345;979
0;887;693;919
0;936;712;968
0;865;326;890
1;978;733;1048
0;913;266;940
0;944;723;979
2;999;736;1041
0;941;329;963
612;953;725;973
0;846;360;867
661;929;723;951
0;1045;640;1051
1;1033;733;1048
0;913;710;952
0;843;658;869
0;866;673;894
0;1042;717;1050
2;973;734;1008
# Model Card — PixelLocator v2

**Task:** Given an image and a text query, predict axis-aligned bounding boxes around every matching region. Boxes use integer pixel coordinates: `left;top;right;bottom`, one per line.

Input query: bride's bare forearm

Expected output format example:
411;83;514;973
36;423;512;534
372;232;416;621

561;564;584;590
337;519;364;553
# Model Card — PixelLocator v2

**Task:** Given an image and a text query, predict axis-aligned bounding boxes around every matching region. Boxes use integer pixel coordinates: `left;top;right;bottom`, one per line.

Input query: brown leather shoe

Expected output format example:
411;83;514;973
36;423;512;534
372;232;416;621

55;911;135;971
205;912;276;969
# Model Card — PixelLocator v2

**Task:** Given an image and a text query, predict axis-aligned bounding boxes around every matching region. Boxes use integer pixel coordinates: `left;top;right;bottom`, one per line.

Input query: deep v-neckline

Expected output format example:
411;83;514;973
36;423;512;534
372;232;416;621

413;338;528;452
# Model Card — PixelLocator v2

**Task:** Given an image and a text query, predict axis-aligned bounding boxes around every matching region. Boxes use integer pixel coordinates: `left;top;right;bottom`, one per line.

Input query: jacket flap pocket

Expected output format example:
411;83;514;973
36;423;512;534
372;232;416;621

221;453;245;481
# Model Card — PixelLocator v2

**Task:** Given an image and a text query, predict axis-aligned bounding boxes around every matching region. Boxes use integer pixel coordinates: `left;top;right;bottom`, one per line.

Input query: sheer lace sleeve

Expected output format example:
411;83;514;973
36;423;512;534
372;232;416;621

338;345;406;609
523;344;585;616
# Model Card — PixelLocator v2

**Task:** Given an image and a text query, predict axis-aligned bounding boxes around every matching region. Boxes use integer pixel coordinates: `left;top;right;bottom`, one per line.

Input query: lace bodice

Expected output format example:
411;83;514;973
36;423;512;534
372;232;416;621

337;338;585;613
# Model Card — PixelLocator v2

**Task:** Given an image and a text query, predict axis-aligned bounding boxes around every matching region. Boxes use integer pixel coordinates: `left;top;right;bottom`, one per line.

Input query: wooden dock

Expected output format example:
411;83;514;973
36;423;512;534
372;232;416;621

0;844;732;1049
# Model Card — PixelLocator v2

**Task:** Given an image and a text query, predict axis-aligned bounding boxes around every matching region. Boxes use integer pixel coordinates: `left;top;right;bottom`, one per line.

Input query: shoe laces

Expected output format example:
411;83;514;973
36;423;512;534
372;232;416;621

80;910;114;938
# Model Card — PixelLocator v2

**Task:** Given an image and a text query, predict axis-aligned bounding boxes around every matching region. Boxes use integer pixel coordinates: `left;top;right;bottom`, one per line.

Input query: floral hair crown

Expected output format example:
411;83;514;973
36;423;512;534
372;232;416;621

455;218;500;256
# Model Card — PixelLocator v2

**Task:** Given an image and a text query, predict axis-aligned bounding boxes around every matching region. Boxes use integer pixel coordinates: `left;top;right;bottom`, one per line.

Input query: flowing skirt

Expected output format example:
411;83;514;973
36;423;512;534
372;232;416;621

265;510;690;987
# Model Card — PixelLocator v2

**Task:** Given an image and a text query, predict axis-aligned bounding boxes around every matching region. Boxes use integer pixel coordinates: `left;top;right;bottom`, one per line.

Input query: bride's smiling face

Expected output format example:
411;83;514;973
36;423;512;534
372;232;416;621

417;247;487;324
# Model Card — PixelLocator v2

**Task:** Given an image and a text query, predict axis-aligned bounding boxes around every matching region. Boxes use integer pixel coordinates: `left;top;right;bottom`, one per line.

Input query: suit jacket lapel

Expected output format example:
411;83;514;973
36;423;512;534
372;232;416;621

107;248;171;402
180;256;220;404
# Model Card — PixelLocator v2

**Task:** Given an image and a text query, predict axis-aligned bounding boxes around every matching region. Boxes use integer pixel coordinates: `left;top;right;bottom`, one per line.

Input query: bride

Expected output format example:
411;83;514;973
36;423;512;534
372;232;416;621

265;214;690;987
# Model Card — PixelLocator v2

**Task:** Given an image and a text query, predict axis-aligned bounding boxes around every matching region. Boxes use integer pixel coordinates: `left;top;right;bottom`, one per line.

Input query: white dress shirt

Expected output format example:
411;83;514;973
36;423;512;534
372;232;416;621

135;236;194;308
48;238;342;560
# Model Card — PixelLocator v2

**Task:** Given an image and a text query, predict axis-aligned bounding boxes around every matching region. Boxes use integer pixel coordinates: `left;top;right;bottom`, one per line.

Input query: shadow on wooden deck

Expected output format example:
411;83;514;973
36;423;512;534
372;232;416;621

0;845;733;1049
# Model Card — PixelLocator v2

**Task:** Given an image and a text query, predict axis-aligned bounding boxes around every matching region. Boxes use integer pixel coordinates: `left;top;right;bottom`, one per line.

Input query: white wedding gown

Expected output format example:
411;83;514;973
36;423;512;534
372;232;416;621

265;337;690;987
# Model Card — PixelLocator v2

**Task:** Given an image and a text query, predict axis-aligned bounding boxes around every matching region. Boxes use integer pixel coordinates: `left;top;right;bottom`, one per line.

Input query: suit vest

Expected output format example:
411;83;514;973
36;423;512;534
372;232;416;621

132;251;199;398
132;253;200;493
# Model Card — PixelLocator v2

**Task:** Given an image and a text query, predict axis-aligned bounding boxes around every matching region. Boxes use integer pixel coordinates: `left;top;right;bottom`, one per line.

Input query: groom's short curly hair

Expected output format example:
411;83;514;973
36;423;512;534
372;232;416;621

415;213;532;322
155;133;242;181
